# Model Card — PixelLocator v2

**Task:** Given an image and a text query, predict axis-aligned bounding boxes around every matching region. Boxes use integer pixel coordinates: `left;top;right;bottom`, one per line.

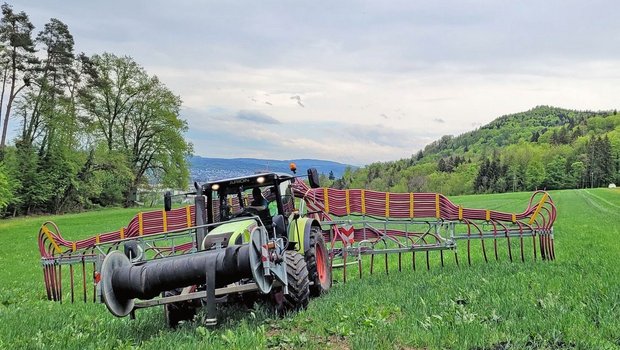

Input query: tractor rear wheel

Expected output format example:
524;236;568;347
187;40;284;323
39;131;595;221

163;288;197;328
271;251;310;313
305;226;332;296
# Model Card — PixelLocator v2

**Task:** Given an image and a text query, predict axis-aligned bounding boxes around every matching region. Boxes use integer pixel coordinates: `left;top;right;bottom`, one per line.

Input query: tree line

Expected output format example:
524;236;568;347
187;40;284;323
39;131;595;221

332;106;620;195
0;3;191;216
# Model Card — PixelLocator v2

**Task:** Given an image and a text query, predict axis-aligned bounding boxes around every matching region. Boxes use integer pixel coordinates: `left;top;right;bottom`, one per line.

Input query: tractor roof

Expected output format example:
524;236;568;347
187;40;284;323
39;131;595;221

202;172;293;192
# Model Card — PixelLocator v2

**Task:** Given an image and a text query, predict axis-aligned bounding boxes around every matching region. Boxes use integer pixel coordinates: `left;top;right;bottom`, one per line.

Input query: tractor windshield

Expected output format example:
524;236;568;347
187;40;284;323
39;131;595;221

208;184;277;224
203;173;296;232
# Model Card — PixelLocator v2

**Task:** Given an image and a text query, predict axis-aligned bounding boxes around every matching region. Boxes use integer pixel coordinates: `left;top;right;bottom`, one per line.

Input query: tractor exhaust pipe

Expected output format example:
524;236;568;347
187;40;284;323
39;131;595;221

101;244;254;323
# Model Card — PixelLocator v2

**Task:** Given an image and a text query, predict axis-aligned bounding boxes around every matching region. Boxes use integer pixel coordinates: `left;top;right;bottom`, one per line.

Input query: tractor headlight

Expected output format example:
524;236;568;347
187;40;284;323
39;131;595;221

256;176;265;184
211;184;220;191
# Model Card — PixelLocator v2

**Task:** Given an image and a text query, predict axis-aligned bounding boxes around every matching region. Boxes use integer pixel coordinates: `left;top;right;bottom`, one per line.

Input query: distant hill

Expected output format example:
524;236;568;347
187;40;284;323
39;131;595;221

420;106;611;158
190;156;354;182
345;106;620;195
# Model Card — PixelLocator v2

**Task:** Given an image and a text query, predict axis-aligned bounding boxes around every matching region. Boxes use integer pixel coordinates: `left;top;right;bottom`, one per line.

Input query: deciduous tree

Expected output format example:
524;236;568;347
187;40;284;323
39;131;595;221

81;53;192;206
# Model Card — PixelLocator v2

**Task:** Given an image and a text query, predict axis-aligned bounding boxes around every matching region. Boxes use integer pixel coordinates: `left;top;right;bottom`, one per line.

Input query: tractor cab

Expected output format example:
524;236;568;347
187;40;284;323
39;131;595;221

194;168;330;296
201;172;297;240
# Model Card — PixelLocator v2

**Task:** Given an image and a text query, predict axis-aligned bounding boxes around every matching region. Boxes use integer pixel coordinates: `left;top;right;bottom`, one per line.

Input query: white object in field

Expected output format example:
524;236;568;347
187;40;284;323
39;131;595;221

609;183;617;188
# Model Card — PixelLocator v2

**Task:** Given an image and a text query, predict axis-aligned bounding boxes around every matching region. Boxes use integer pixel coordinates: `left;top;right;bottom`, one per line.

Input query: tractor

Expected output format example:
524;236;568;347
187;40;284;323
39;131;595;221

98;167;331;327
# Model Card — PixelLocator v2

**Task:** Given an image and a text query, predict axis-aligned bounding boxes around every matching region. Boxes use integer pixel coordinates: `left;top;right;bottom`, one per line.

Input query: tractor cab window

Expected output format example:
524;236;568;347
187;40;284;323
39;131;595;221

210;189;221;222
246;185;278;216
264;186;278;216
279;181;295;217
235;185;275;228
247;186;267;207
217;186;245;221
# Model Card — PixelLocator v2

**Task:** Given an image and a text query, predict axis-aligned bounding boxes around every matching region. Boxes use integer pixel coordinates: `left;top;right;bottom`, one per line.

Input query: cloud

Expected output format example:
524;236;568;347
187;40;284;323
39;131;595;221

336;122;434;150
8;1;620;165
161;58;620;164
183;109;437;164
235;110;280;124
21;1;620;75
290;95;305;107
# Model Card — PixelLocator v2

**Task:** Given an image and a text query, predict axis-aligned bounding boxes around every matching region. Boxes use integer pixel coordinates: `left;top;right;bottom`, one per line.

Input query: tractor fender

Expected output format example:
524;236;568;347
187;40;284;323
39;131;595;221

288;217;321;254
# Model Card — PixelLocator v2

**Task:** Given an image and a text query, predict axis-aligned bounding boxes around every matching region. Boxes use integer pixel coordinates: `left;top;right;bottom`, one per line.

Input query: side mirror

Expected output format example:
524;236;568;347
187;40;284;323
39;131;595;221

194;181;203;196
164;191;172;211
308;168;320;188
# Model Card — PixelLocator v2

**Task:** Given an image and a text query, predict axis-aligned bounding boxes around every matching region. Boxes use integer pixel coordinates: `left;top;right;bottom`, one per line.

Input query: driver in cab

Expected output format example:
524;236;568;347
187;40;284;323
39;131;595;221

251;187;268;207
251;187;278;216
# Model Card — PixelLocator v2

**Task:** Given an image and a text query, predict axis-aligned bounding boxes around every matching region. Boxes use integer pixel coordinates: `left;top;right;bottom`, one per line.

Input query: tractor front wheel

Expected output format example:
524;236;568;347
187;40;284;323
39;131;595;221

271;251;310;313
163;288;197;328
305;226;332;296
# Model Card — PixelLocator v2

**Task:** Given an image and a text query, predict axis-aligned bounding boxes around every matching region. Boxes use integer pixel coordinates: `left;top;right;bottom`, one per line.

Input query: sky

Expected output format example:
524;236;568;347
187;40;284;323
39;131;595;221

13;0;620;165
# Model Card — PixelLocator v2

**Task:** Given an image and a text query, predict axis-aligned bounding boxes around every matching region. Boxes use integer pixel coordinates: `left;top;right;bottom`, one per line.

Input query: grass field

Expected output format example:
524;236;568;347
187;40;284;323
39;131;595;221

0;189;619;349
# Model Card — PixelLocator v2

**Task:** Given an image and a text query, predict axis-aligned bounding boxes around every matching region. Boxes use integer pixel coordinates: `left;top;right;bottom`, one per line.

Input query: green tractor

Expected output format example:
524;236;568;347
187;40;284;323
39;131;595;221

159;169;331;326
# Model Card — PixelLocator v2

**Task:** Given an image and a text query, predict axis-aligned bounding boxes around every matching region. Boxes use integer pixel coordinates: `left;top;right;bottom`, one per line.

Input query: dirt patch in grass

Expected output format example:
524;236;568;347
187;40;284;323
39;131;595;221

324;335;350;350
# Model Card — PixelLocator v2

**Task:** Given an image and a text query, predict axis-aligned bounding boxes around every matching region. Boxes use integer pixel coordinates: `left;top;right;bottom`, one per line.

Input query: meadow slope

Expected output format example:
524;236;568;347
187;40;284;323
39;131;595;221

0;189;618;349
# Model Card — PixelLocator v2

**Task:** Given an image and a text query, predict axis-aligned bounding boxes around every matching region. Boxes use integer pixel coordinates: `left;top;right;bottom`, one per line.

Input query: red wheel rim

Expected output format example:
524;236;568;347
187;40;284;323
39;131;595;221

315;243;328;284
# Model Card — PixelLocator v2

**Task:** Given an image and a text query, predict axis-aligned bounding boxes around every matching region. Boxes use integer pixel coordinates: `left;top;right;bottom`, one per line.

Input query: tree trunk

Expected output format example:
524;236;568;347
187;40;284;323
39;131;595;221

124;182;139;207
0;49;17;150
0;65;8;158
0;80;15;149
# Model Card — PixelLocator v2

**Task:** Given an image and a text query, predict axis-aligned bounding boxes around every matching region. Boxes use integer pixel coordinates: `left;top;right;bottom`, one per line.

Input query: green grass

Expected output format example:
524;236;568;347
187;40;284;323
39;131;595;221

0;189;619;349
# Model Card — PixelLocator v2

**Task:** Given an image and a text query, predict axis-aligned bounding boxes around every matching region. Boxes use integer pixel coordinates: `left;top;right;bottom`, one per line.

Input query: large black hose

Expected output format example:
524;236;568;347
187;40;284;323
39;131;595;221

111;245;252;301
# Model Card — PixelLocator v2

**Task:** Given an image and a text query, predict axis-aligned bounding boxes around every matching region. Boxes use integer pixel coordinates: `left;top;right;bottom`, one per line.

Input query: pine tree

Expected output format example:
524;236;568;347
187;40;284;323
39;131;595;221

437;158;447;172
0;3;37;152
416;150;423;161
600;136;613;185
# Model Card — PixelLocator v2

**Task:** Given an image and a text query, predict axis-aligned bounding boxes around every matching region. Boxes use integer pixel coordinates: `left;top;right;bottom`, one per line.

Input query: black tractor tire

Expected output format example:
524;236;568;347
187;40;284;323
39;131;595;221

305;226;332;296
271;251;310;314
162;288;197;328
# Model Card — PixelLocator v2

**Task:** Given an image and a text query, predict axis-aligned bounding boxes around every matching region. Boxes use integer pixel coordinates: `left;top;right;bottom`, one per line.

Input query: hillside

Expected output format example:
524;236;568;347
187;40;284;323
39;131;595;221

190;156;353;182
344;106;620;195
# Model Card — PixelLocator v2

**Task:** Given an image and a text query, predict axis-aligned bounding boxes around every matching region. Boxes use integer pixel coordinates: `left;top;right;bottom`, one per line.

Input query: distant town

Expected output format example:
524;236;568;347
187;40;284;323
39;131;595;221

189;156;352;182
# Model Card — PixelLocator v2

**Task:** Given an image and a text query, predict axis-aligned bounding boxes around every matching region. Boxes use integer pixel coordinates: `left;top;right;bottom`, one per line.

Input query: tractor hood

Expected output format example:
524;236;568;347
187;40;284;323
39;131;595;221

205;219;258;248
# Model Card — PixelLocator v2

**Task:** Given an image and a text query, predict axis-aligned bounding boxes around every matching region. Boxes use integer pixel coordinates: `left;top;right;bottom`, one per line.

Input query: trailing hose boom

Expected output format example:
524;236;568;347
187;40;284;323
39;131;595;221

36;167;556;327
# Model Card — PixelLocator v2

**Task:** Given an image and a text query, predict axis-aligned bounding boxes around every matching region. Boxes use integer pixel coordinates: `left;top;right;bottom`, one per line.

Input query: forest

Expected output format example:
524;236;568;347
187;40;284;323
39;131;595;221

331;106;620;195
0;3;192;216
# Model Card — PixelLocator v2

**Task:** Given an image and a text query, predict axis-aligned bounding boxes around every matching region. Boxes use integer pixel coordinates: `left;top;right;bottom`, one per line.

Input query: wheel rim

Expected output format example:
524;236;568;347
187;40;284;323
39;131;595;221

315;242;328;285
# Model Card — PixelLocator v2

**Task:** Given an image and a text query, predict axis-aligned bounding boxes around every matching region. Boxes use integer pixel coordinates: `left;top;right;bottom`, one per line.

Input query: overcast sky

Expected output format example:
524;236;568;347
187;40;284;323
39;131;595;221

14;0;620;165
